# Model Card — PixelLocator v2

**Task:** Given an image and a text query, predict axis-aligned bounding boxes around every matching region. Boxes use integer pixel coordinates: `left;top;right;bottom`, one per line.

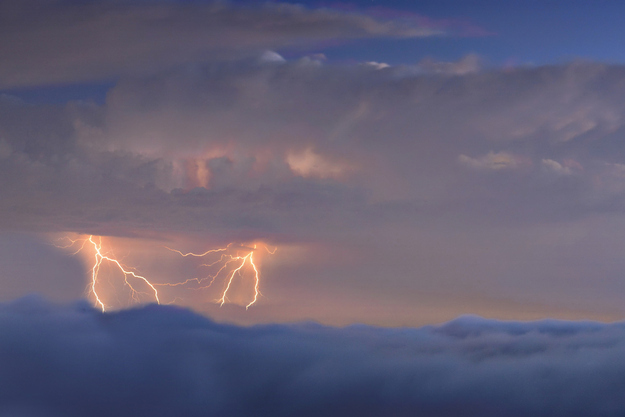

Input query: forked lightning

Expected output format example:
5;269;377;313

57;235;274;311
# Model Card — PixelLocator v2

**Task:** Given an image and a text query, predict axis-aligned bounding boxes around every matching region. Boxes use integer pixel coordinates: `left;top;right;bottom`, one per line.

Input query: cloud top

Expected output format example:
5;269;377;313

1;296;625;416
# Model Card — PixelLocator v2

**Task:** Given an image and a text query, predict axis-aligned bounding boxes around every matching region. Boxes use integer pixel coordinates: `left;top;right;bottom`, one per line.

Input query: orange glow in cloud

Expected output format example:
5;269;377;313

287;148;352;179
182;158;211;189
57;235;275;311
170;145;232;190
160;243;271;310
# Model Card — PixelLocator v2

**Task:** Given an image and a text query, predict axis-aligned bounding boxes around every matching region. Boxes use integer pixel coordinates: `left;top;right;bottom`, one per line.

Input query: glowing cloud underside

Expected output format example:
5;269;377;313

57;235;275;312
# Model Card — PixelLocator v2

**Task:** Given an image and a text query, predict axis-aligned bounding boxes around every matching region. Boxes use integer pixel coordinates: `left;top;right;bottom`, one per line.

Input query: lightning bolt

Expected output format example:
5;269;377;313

57;235;275;311
162;243;266;309
163;245;230;257
58;235;160;311
217;246;260;309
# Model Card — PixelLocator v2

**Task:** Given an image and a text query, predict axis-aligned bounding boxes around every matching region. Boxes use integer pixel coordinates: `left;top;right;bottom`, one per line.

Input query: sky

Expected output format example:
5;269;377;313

8;0;625;414
6;0;625;326
4;0;625;329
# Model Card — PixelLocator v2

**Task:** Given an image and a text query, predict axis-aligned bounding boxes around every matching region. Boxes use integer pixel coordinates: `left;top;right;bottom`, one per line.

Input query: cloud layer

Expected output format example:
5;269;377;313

1;296;625;416
0;0;446;88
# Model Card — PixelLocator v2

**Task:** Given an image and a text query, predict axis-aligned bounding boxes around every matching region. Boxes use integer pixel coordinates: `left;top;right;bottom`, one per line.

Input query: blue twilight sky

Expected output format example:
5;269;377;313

276;0;625;66
5;0;625;103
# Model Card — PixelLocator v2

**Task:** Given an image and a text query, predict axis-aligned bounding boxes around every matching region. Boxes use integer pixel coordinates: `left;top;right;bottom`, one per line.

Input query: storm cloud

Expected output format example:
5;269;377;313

1;296;625;416
5;1;625;321
4;60;625;238
5;59;625;322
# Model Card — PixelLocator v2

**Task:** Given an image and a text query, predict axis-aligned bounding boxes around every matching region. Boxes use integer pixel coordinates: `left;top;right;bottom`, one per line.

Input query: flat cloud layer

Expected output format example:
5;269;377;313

0;0;444;88
1;296;625;416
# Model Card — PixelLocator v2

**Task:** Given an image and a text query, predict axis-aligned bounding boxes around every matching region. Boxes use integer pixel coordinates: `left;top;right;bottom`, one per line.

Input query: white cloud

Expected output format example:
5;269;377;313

259;50;287;64
363;61;391;70
541;158;573;176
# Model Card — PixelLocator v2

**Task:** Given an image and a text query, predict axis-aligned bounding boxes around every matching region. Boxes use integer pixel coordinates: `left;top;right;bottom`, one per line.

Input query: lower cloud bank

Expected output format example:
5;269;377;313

1;296;624;416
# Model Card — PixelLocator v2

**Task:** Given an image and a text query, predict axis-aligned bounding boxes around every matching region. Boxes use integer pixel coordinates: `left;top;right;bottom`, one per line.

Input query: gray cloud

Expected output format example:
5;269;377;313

1;296;625;416
0;0;445;89
6;60;625;319
4;60;625;237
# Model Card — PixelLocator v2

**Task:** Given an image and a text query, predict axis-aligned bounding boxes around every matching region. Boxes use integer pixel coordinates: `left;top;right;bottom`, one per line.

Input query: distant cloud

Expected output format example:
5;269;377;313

2;297;625;416
416;53;482;75
363;54;482;76
259;50;287;64
541;158;573;176
362;61;391;70
459;151;530;171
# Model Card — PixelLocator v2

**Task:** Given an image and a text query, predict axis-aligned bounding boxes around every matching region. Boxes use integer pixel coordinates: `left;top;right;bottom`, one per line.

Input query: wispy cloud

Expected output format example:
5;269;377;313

0;0;448;88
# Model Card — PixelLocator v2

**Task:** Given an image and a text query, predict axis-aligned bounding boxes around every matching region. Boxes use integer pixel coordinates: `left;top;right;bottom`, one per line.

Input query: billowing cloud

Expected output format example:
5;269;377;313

6;59;625;321
2;296;625;416
0;0;449;88
5;60;625;237
286;147;353;179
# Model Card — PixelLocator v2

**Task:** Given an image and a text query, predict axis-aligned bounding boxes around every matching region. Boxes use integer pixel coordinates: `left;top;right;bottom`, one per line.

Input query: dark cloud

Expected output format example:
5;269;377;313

1;297;625;416
0;0;446;88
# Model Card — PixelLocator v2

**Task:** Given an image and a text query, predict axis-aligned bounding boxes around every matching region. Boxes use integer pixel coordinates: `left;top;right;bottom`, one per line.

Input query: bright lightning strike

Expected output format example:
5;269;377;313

162;243;267;309
163;245;230;258
58;235;160;311
57;235;275;311
217;245;260;309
